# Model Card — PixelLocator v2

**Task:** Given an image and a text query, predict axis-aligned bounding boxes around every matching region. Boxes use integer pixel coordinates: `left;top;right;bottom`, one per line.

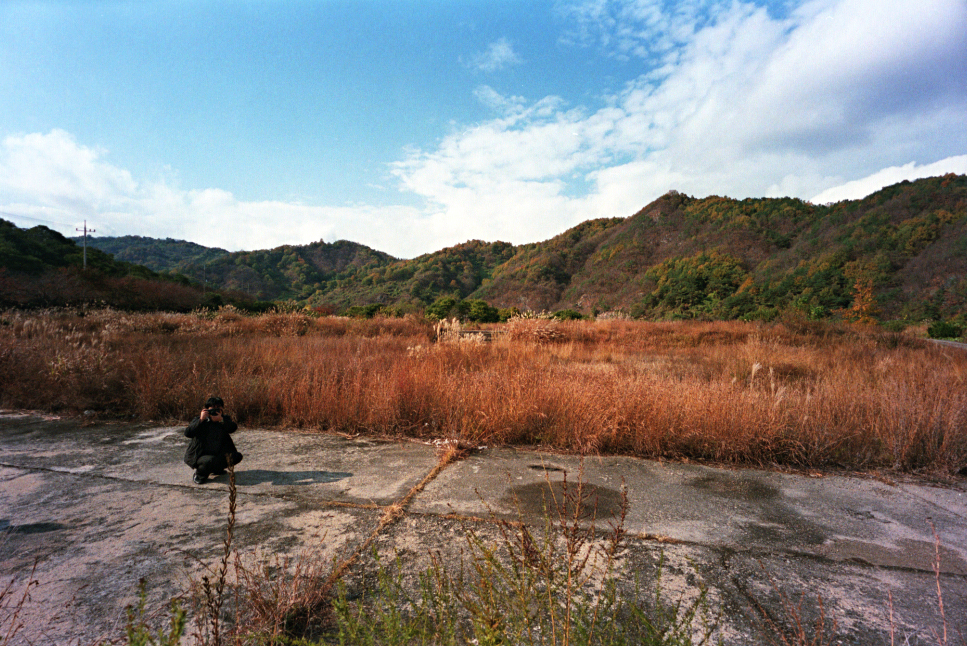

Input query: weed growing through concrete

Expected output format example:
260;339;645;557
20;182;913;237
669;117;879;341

326;465;721;646
0;561;38;646
228;546;337;641
328;550;462;645
750;564;837;646
24;457;966;645
923;520;965;646
116;580;186;646
190;456;237;646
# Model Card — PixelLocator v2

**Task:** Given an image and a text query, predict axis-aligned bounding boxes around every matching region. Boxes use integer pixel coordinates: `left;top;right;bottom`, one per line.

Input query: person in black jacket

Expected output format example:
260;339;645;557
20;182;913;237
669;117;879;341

184;396;243;484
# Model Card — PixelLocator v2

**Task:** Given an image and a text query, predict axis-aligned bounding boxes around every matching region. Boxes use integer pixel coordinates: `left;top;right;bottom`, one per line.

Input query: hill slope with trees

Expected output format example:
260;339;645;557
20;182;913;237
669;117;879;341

76;174;967;322
0;220;260;311
71;235;231;273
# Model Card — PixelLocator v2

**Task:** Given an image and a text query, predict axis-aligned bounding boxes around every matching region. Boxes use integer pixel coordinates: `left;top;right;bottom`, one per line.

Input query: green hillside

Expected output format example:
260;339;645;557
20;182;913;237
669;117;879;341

470;174;967;321
3;220;153;277
67;174;967;322
0;220;254;311
177;239;397;302
75;235;230;272
317;239;517;311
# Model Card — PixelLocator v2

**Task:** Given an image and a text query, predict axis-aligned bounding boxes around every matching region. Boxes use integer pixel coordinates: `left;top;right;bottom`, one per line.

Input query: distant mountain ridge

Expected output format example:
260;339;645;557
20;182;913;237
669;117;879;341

79;174;967;321
68;235;231;273
1;219;209;310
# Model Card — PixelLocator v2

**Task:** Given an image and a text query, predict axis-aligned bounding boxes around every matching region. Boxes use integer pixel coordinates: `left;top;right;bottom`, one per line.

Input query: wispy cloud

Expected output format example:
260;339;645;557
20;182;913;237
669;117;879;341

811;156;967;204
0;130;427;258
557;0;735;62
395;0;967;239
469;37;523;72
473;85;528;113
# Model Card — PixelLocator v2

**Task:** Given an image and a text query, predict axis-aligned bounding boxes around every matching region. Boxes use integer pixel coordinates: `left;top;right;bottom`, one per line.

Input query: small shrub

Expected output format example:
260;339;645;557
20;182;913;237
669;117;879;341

328;466;721;646
425;297;459;320
880;320;906;333
345;304;383;319
928;320;963;339
116;580;186;646
553;309;585;321
466;299;500;323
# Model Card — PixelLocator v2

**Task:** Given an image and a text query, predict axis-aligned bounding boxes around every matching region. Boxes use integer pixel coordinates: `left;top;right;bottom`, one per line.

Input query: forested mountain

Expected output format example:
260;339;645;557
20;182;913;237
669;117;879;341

64;174;967;321
0;220;253;311
71;235;230;272
175;239;397;302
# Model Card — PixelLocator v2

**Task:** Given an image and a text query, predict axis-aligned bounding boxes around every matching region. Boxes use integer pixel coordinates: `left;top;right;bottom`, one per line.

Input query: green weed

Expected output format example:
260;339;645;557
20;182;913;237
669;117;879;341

323;465;720;646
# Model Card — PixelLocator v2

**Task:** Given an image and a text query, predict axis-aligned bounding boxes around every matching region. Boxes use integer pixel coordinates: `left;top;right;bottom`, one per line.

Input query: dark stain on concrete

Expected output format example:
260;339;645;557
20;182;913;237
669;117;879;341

0;519;67;534
689;472;827;546
230;469;352;486
821;537;967;575
691;472;779;502
503;480;625;520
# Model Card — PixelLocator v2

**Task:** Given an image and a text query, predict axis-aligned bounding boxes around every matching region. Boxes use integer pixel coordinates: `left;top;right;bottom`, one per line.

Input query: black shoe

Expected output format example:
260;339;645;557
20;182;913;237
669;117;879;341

211;469;226;477
193;471;208;484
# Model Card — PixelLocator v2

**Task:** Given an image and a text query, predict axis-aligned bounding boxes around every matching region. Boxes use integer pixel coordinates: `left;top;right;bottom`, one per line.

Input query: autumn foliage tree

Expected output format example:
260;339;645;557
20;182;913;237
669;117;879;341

845;277;880;324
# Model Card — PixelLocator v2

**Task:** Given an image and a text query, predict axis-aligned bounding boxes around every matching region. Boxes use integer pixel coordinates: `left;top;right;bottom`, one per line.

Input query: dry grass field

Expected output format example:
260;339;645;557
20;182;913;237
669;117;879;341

1;308;965;475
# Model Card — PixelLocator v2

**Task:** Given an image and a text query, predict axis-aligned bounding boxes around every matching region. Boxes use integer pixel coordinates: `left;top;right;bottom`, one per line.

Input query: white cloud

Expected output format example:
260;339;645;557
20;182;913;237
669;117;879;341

0;130;137;216
714;0;967;155
0;130;429;258
473;85;527;113
557;0;735;62
393;0;967;239
810;155;967;204
469;38;523;72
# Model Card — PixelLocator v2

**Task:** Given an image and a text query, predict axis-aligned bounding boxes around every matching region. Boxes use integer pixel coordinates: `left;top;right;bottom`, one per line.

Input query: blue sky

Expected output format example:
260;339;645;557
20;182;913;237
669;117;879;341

1;0;966;258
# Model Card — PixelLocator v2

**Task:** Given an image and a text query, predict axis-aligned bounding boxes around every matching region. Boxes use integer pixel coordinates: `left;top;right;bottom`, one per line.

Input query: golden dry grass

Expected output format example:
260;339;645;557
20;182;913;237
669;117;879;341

1;308;965;474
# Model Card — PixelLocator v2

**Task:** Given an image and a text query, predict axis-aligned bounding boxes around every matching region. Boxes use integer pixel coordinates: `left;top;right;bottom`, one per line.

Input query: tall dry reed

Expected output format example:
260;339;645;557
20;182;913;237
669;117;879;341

1;309;964;473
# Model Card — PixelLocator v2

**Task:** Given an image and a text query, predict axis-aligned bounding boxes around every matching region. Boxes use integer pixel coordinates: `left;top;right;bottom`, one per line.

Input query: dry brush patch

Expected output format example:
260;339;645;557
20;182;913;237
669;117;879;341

1;309;965;474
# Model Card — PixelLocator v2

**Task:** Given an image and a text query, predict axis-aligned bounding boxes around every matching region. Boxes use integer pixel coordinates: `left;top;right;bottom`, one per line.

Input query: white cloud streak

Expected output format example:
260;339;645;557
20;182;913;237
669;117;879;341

469;38;523;72
811;155;967;204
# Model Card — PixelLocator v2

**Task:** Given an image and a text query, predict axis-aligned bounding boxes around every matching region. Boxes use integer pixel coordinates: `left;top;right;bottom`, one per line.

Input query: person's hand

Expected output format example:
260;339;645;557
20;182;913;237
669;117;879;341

200;409;210;421
210;410;223;421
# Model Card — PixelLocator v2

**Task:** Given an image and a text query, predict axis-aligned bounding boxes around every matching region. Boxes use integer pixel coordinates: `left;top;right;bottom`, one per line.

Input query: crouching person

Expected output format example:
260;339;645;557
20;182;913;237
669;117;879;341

184;396;243;484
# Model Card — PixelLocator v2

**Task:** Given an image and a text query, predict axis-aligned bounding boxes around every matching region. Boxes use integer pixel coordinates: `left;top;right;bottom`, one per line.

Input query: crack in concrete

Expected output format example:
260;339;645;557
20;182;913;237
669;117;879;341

895;486;967;522
324;443;472;587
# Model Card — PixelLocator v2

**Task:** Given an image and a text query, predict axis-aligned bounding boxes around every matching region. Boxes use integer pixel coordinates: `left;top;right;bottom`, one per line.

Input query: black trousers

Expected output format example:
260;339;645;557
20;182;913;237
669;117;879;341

195;452;243;477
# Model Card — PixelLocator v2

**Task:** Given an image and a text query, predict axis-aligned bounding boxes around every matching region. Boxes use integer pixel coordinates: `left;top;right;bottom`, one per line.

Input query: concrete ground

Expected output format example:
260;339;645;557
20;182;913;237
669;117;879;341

0;411;965;645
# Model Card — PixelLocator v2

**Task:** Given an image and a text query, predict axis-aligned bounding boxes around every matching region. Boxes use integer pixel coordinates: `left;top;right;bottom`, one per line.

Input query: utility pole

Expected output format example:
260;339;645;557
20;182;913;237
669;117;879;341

75;220;95;269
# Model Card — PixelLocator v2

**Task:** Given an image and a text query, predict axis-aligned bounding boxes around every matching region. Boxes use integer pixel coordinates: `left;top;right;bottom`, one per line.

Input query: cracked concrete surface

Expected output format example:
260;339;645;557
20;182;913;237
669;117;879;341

0;412;965;644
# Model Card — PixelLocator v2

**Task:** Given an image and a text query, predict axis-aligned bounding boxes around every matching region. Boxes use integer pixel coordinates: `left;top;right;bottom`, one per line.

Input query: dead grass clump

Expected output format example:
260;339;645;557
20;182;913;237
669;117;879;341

369;313;435;338
507;317;567;344
313;316;352;337
256;313;313;337
228;547;336;641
